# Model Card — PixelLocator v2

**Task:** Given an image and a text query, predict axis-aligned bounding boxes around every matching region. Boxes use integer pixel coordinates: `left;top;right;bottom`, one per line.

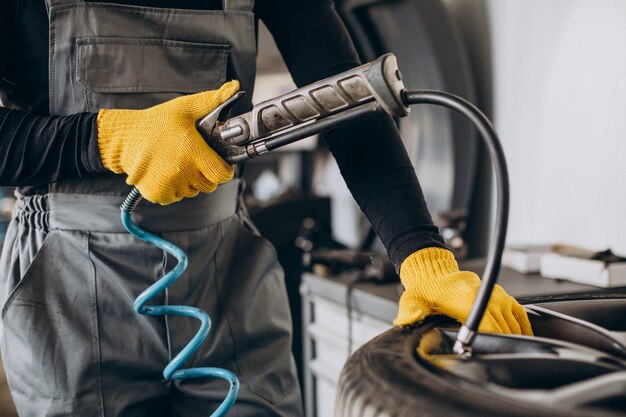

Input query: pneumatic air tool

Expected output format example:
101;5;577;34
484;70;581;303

196;53;510;357
121;53;509;416
197;54;408;163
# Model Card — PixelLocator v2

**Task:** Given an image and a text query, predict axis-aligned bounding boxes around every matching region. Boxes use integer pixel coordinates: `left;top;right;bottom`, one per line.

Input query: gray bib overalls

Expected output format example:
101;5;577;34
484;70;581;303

0;0;303;415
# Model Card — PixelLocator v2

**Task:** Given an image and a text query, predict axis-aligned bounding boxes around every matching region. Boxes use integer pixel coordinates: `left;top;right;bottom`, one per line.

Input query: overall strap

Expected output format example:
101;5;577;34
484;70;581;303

223;0;254;12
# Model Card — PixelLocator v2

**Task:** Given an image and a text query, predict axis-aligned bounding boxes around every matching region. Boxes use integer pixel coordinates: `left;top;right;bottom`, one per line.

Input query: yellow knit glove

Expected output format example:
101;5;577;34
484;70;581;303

395;247;533;335
97;81;239;205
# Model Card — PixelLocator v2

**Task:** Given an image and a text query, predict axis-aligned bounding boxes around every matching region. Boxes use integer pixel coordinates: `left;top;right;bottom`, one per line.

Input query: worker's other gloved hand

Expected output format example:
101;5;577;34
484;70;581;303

394;247;533;335
97;81;239;205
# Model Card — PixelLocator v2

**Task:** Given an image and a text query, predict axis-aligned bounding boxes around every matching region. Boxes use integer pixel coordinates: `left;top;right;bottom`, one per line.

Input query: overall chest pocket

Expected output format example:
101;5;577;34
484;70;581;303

76;37;230;111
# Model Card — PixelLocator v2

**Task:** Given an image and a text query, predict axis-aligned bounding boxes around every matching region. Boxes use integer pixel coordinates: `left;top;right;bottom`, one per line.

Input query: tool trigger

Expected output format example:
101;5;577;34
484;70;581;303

197;91;246;137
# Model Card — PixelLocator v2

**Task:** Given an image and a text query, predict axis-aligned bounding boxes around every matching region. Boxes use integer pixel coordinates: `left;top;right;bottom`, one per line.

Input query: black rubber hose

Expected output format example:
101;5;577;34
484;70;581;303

402;90;509;352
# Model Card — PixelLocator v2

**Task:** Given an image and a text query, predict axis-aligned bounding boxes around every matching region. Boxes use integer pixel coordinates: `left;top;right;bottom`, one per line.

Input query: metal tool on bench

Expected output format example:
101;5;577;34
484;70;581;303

197;52;510;357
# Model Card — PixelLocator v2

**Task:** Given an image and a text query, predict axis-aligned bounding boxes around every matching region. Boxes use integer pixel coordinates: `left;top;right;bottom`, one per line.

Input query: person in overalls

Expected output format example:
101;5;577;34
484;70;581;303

0;0;533;415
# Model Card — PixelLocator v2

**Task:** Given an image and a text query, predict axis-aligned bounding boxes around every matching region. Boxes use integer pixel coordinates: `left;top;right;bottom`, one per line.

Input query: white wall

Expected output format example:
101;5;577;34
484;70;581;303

487;0;626;253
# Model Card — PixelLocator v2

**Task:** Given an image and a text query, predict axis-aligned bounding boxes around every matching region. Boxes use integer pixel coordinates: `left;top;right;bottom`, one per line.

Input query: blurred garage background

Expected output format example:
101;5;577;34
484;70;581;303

1;0;624;416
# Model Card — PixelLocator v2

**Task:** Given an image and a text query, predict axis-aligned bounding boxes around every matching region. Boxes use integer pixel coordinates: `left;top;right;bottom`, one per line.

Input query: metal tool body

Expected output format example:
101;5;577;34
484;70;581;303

198;53;408;163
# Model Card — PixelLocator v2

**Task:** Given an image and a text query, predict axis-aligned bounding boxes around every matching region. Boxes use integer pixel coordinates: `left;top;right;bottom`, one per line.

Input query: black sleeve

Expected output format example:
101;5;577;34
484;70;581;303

257;0;447;268
0;0;105;187
0;109;105;186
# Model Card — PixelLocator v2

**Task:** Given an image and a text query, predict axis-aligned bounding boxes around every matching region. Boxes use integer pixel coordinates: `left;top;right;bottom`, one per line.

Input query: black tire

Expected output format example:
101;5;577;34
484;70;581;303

335;317;576;417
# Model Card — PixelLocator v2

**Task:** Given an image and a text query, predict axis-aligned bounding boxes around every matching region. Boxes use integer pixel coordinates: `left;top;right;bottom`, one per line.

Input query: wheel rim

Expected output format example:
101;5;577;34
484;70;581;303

415;296;626;416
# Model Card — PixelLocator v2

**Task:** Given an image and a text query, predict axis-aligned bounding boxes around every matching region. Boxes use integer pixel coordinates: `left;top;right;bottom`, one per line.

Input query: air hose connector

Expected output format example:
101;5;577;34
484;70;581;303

121;187;142;214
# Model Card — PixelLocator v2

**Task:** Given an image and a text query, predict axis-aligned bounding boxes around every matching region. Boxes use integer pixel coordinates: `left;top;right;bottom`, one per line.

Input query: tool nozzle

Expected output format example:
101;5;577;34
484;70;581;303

453;325;475;358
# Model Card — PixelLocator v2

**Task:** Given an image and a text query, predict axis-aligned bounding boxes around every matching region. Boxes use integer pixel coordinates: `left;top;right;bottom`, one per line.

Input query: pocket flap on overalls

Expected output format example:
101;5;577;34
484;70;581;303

76;37;230;93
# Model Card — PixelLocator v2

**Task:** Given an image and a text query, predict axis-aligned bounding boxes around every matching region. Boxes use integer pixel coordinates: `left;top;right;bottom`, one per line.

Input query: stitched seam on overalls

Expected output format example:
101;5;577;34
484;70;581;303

211;220;245;379
51;3;254;18
75;39;91;112
87;231;106;417
78;37;232;48
244;13;255;54
49;8;58;114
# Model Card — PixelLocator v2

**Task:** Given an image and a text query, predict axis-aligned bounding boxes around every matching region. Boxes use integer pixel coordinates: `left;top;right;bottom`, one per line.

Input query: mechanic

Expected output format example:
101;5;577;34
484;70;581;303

0;0;533;415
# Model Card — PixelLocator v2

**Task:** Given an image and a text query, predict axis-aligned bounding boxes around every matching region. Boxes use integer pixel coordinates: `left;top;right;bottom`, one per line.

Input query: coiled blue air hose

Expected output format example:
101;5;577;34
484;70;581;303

120;188;239;416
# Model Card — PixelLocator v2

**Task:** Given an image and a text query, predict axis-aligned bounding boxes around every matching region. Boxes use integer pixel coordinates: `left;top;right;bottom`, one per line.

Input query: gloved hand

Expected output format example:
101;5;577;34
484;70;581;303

394;247;533;335
97;81;239;205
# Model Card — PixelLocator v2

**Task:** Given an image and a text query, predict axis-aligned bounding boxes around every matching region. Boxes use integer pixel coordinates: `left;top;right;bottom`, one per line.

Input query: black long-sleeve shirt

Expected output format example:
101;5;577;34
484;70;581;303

0;0;446;267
